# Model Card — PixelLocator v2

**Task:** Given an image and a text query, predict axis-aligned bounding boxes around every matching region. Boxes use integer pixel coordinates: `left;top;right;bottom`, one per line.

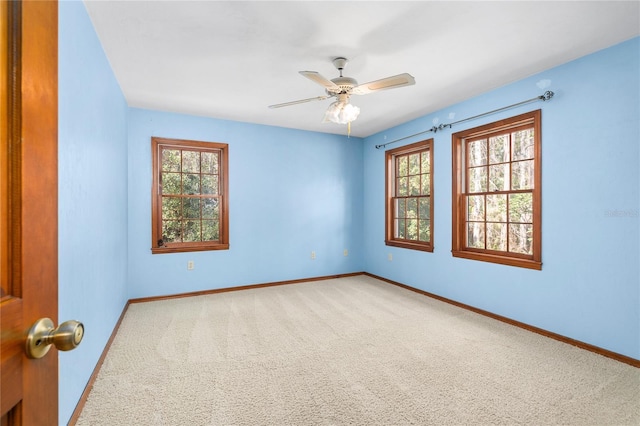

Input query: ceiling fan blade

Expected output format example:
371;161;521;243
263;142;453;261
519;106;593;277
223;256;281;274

352;73;416;95
268;95;330;109
299;71;340;91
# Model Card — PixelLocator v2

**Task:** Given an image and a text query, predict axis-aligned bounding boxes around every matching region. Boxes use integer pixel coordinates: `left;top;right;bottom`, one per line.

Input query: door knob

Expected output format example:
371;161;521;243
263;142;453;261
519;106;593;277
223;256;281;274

25;318;84;359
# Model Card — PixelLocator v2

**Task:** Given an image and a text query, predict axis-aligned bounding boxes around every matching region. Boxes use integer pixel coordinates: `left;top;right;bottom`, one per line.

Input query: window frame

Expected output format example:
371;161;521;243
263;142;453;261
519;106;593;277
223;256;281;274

385;139;434;252
151;137;229;254
451;110;541;270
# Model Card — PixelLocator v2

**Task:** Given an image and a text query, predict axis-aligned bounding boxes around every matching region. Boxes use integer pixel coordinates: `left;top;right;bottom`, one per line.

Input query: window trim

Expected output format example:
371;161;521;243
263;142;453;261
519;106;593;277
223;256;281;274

451;110;541;270
385;139;434;252
151;137;229;254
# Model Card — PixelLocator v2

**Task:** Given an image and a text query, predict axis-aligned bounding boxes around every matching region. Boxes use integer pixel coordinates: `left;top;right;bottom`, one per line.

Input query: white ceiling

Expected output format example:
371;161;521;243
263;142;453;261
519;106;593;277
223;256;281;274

84;1;640;138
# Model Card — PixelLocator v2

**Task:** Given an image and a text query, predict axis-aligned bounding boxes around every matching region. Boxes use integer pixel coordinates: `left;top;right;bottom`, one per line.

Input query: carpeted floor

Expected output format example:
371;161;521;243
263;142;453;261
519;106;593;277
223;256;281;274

75;275;640;425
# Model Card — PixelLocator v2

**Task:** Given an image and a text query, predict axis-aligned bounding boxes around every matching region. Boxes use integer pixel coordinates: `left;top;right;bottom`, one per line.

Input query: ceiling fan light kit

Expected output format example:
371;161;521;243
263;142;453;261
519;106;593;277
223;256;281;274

269;57;415;133
322;93;360;125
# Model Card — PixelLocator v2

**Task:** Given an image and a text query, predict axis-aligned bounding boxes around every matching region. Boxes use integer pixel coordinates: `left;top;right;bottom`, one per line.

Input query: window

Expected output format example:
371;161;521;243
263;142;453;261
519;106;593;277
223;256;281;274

151;137;229;254
452;110;541;269
385;139;434;252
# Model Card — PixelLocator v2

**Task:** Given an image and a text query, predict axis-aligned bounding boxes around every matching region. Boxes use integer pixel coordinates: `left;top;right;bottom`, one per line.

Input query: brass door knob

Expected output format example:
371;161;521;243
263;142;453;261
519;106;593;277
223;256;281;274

25;318;84;359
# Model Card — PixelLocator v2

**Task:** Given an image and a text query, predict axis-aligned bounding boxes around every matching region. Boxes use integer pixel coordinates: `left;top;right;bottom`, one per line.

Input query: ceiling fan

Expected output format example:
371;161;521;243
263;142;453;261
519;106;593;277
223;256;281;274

268;57;415;128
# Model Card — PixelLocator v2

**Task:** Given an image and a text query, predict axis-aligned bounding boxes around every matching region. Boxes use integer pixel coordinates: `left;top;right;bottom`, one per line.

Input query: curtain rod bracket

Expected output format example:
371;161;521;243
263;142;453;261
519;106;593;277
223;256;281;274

541;90;554;101
431;124;452;133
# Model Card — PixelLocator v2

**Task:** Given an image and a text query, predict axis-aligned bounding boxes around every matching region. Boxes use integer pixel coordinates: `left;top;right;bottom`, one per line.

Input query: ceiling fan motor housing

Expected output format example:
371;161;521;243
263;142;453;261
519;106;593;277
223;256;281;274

326;57;356;94
328;76;358;95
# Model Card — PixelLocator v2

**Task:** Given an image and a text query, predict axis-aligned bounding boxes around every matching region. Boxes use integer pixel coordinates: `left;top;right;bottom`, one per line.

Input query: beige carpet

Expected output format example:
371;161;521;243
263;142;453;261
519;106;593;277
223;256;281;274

76;275;639;425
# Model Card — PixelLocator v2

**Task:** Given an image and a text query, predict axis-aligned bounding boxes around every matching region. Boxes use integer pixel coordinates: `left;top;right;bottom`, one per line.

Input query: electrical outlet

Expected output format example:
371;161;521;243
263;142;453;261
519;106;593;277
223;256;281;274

187;260;194;270
343;249;348;257
388;253;393;261
311;251;316;260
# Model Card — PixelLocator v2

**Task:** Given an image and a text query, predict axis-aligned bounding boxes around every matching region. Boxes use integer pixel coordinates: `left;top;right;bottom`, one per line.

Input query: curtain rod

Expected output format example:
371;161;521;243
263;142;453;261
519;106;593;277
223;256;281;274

374;91;554;149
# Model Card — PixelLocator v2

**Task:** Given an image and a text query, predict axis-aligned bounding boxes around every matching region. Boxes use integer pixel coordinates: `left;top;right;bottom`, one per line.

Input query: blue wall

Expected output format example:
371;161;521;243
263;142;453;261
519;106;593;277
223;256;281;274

362;37;640;360
127;109;364;298
58;2;129;424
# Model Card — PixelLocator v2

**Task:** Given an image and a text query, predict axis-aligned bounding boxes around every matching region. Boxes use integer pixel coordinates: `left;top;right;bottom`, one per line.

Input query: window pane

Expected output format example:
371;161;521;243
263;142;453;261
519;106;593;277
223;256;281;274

406;198;417;218
162;172;181;195
396;198;406;219
468;167;487;193
201;175;218;195
489;134;509;164
182;150;200;173
409;176;420;195
419;220;430;242
467;222;485;249
509;223;533;255
183;198;201;219
162;197;181;219
421;151;430;173
397;156;408;177
202;198;218;219
397;177;408;196
487;222;507;251
486;194;507;222
182;173;201;194
409;154;420;175
509;193;533;223
421;174;430;195
468;139;487;166
467;195;484;221
213;153;219;174
397;219;406;239
512;160;534;190
418;198;430;220
162;149;181;172
201;152;218;175
183;220;201;242
512;129;535;160
162;220;182;243
406;219;418;240
202;220;219;241
489;163;509;192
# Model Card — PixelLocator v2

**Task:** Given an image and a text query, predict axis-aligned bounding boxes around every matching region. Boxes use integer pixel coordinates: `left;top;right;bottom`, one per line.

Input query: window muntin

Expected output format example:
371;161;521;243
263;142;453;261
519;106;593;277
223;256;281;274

152;138;229;254
452;111;541;269
386;139;433;252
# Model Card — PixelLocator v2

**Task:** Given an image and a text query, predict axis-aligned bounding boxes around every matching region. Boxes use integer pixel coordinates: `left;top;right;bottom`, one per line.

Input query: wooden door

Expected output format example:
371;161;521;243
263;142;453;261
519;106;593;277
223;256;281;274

1;0;59;424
